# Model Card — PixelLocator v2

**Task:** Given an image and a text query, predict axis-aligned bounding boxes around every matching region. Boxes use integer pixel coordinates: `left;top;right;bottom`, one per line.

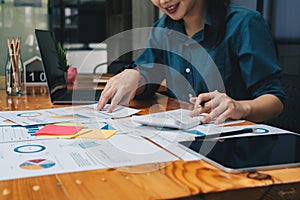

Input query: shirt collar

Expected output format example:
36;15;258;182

204;9;212;27
164;16;185;33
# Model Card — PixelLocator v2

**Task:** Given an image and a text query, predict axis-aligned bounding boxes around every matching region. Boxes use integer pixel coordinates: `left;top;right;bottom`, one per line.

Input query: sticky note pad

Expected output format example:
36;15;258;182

35;124;84;136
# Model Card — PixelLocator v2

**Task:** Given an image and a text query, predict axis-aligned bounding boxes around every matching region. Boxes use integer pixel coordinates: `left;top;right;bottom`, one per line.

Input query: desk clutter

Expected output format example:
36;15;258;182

0;105;296;181
0;104;179;181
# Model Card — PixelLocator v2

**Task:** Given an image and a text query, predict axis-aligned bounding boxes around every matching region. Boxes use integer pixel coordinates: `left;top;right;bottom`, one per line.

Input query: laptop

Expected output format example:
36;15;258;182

35;29;102;104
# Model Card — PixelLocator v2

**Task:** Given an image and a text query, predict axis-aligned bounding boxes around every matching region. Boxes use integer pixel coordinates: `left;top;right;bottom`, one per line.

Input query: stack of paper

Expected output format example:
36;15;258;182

0;104;140;140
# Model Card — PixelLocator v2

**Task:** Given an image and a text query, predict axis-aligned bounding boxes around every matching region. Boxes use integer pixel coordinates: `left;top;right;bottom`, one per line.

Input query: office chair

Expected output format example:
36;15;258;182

264;0;300;132
265;74;300;133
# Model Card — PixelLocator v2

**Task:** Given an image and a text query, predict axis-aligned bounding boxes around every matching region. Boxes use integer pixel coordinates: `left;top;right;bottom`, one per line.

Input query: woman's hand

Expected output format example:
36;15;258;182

189;90;249;124
96;69;141;112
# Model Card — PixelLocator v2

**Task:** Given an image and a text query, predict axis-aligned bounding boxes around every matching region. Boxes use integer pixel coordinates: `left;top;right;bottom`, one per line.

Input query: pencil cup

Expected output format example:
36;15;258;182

5;49;25;96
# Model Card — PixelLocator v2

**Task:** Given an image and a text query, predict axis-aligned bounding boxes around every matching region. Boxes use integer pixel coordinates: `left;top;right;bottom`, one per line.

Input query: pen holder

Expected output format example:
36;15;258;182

5;49;25;96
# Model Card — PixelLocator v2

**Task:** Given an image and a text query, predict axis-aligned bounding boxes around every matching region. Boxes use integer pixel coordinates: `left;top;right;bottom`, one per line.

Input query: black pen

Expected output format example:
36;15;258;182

195;128;255;140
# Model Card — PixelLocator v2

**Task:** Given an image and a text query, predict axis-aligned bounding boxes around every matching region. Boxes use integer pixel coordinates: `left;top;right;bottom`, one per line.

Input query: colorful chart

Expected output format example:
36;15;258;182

17;112;42;117
184;130;206;136
19;159;55;170
14;144;46;154
51;114;89;119
25;125;41;136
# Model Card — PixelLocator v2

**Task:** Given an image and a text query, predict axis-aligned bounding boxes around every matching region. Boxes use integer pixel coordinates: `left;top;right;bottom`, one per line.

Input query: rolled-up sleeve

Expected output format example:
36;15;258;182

235;12;286;102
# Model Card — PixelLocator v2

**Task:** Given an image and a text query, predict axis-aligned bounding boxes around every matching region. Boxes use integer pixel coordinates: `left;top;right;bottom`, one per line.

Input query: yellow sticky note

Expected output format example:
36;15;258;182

54;122;117;139
74;129;117;139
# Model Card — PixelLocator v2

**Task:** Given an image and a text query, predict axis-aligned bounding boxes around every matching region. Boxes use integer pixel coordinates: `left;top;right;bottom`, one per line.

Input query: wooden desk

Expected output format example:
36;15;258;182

0;89;300;200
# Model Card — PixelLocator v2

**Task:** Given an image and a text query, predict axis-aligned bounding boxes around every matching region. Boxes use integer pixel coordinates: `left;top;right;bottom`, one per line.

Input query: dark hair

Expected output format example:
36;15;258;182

206;0;231;45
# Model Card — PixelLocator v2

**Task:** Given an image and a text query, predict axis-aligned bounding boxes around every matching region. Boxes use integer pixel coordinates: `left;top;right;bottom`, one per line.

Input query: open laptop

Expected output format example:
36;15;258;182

35;29;102;104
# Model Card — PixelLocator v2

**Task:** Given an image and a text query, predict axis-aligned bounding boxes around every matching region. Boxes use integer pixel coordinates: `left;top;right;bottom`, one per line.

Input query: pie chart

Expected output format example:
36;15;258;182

19;159;55;170
14;144;46;154
16;112;42;117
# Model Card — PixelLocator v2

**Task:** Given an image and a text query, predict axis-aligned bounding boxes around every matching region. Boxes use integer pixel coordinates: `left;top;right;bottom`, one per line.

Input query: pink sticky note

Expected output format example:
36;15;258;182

35;124;84;136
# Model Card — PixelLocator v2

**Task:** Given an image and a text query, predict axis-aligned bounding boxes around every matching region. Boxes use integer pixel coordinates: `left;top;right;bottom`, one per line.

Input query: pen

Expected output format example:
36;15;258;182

195;128;255;140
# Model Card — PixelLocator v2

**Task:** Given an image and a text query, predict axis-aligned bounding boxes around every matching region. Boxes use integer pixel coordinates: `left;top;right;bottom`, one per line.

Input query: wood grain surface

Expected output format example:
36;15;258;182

0;88;299;200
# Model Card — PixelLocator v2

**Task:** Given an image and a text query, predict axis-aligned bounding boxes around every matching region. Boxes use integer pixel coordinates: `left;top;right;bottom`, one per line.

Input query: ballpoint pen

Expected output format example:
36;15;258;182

195;128;255;140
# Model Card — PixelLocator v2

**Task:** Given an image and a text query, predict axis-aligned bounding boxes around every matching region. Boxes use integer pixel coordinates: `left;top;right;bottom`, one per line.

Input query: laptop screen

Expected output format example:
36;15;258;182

35;29;67;98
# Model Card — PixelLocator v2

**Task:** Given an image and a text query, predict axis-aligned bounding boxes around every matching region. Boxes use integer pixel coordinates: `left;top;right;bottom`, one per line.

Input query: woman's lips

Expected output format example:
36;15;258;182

165;3;179;15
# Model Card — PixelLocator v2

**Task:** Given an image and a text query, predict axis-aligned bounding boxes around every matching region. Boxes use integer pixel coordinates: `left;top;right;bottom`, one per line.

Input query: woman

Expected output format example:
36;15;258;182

97;0;285;124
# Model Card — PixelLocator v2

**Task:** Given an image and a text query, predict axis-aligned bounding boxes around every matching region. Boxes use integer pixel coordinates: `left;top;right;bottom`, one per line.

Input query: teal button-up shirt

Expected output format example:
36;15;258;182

135;6;286;103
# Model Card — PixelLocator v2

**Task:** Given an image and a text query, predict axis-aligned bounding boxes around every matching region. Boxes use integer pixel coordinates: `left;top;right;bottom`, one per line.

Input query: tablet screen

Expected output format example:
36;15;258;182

179;133;300;172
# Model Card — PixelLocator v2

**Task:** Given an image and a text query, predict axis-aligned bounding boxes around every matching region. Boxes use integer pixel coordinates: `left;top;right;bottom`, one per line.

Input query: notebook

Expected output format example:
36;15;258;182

35;29;102;104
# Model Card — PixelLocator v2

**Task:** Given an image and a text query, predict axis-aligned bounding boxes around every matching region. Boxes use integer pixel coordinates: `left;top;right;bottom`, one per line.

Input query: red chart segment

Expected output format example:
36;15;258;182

19;159;56;170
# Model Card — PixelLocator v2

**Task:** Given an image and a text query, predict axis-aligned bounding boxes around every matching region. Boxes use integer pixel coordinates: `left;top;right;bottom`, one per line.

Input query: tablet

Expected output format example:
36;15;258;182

179;133;300;173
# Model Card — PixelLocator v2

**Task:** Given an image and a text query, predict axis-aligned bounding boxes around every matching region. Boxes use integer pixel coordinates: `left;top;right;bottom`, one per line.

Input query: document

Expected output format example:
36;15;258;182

109;117;203;161
0;104;140;126
0;109;72;126
0;126;46;143
0;116;16;126
0;121;117;142
95;104;141;118
200;124;293;138
109;117;292;161
0;134;178;181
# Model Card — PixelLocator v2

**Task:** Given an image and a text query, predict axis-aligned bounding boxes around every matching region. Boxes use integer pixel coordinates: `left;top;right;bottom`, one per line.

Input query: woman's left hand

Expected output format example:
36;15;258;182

189;90;248;124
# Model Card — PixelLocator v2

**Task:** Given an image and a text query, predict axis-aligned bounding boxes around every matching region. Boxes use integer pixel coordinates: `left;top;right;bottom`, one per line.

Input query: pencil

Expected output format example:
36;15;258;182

14;38;21;92
7;38;17;90
6;39;12;92
195;128;255;140
12;38;20;90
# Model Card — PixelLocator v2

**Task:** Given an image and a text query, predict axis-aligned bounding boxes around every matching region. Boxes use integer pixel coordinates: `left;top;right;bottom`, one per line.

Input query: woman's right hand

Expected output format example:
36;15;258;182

96;69;141;112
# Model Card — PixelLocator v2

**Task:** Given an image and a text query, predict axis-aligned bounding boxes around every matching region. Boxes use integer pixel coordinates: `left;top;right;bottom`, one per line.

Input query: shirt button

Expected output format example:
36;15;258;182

185;68;191;73
185;43;189;47
188;93;193;98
